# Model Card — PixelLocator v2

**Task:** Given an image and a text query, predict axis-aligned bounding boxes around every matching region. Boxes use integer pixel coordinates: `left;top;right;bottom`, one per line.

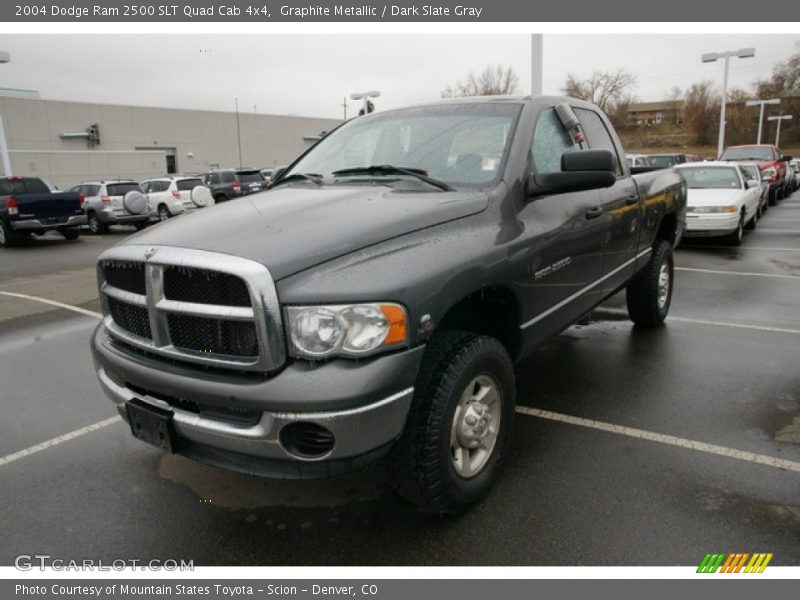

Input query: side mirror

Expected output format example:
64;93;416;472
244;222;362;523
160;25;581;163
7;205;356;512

781;155;793;162
746;179;760;189
530;150;617;197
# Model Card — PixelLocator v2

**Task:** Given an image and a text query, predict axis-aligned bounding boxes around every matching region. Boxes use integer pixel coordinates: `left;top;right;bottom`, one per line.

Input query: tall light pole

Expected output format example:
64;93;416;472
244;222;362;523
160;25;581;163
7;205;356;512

768;115;793;147
745;98;780;144
702;47;755;157
0;50;11;176
531;34;543;96
234;97;242;168
350;91;380;116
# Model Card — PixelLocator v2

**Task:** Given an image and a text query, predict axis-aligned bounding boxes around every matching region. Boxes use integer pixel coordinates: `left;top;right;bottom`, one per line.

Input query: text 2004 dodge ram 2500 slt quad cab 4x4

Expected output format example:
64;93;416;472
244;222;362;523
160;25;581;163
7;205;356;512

92;97;686;513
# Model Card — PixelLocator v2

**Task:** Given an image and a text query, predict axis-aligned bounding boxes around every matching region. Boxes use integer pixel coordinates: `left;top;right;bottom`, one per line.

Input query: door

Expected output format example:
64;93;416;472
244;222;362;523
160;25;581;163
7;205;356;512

517;107;608;337
575;107;640;295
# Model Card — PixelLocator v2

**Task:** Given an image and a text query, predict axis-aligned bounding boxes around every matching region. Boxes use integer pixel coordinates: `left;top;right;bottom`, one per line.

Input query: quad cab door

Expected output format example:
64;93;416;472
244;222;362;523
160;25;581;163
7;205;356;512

516;106;608;342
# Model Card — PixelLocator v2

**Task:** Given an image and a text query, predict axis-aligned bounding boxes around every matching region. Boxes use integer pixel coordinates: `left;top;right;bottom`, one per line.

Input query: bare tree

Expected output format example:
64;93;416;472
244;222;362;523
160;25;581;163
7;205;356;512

441;65;520;98
683;81;719;145
561;69;638;113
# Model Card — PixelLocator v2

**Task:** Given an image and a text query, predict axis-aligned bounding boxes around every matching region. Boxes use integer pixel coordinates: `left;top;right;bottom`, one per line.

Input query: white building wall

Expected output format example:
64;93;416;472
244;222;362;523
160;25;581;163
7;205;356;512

0;97;341;189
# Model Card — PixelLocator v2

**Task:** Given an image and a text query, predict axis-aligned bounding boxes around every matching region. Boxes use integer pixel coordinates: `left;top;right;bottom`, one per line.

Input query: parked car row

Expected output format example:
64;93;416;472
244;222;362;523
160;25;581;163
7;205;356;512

624;152;706;169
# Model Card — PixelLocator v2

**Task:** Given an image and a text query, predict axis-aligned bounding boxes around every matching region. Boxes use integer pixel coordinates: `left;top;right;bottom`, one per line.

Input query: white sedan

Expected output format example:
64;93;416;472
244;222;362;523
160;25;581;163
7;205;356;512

676;162;762;246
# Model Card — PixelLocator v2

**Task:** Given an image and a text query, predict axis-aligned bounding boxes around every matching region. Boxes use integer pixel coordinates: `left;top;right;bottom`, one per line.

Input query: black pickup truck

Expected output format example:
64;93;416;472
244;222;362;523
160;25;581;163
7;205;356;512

91;97;686;513
0;176;86;247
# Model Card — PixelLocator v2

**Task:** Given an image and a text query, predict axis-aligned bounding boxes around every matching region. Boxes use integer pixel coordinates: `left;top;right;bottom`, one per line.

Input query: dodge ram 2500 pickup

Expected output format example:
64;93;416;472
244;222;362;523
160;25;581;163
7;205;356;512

91;97;686;513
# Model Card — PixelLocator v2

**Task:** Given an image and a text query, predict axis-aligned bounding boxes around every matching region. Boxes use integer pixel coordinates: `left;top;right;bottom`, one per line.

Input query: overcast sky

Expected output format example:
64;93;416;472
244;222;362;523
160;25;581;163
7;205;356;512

1;34;798;119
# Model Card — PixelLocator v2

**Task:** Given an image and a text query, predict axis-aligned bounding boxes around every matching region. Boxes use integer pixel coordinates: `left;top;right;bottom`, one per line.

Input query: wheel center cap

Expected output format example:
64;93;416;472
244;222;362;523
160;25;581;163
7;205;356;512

457;402;492;448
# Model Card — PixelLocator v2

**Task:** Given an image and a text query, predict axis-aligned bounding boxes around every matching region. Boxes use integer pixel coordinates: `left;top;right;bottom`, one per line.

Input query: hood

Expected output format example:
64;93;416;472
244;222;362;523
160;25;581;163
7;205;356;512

687;188;746;207
122;183;489;280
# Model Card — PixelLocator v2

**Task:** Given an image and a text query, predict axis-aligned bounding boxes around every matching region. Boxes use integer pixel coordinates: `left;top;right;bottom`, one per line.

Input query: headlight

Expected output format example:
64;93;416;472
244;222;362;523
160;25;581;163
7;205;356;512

689;205;738;213
762;167;777;181
286;303;408;358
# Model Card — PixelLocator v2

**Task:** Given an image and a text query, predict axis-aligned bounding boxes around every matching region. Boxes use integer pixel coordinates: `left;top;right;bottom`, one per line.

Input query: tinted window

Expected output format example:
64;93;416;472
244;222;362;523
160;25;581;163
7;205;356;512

106;183;140;196
532;108;580;173
0;180;26;195
149;181;170;193
649;156;679;168
176;178;204;191
222;172;236;183
237;171;265;183
576;108;622;175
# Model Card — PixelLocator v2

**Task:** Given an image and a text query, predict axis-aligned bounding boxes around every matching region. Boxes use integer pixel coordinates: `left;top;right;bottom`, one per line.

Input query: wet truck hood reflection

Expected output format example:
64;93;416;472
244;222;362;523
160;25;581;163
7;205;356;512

123;184;489;280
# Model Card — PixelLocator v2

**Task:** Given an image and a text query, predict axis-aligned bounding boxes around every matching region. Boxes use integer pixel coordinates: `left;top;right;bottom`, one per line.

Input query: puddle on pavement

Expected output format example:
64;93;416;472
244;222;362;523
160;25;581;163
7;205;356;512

159;454;384;509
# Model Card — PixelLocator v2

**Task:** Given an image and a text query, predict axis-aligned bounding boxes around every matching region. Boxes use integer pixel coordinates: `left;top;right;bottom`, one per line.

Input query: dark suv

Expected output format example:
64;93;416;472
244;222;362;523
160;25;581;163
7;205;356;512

201;168;267;202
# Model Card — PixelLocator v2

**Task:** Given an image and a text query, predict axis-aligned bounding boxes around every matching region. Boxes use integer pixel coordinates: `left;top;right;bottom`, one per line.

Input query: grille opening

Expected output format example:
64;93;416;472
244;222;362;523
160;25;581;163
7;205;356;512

167;314;258;357
102;261;146;295
108;298;152;339
164;266;251;307
280;422;335;459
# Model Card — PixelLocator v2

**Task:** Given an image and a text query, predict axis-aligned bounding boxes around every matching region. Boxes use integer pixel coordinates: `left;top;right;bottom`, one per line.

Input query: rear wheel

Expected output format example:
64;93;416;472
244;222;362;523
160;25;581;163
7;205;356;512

626;239;674;327
390;331;515;514
158;204;172;222
0;219;22;247
60;229;80;241
134;221;148;231
87;212;107;234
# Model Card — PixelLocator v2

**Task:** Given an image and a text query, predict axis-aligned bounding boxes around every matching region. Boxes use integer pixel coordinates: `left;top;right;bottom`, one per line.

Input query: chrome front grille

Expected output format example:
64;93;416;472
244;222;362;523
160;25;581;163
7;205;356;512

97;246;285;372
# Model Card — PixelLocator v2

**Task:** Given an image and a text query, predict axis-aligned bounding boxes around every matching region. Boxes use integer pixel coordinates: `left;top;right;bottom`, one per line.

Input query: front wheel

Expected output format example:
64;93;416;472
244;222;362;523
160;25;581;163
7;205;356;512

626;239;674;327
390;331;516;514
726;214;745;247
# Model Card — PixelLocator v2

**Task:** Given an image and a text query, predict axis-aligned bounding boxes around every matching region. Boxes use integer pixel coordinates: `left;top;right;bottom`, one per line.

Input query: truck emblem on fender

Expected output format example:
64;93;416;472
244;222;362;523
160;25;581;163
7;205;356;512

144;247;158;260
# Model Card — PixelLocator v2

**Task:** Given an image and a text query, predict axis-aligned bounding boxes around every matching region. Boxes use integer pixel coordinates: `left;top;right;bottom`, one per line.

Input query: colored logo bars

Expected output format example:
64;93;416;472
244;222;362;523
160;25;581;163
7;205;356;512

697;553;773;573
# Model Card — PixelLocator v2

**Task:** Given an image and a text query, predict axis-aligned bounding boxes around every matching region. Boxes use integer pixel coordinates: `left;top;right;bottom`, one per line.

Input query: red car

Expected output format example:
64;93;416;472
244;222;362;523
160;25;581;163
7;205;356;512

720;144;793;205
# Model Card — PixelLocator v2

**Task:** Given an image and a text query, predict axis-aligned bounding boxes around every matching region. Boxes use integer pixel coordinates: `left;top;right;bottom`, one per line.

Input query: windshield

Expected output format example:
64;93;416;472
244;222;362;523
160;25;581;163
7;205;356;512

720;147;774;161
285;103;522;188
679;167;742;189
649;155;679;168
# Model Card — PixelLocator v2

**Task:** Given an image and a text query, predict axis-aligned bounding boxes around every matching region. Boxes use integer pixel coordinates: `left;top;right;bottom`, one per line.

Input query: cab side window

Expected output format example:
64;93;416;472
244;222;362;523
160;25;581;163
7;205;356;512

531;108;580;174
575;108;623;176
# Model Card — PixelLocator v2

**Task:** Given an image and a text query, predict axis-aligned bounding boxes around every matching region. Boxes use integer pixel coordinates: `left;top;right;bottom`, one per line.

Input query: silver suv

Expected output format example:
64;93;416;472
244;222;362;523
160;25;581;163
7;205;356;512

70;180;149;234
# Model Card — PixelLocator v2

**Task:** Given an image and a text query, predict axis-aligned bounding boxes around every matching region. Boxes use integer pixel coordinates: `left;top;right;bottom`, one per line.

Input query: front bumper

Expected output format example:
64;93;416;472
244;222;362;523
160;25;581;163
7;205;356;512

11;215;86;231
92;323;424;478
684;212;739;237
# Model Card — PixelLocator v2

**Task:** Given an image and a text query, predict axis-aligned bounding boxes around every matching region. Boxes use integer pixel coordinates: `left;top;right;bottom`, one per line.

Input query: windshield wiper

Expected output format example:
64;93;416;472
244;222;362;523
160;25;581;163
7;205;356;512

331;165;454;191
272;172;324;187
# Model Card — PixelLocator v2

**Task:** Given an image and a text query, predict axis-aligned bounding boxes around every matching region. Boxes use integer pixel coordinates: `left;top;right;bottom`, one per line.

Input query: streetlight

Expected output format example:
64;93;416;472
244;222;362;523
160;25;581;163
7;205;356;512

0;50;11;176
745;98;781;144
702;47;755;157
350;90;380;116
767;115;793;147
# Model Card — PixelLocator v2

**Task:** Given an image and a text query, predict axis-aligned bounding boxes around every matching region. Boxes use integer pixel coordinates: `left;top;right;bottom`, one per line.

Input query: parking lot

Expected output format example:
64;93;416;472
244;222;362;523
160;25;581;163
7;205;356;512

1;193;799;567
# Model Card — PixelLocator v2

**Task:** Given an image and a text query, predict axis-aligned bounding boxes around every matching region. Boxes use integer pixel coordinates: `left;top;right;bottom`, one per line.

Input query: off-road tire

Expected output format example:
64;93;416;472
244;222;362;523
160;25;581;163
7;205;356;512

626;239;674;327
389;331;515;514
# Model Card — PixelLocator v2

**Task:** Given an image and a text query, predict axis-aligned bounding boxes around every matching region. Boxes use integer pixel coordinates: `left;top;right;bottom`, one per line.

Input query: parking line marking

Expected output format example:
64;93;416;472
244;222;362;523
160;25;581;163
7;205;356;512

676;267;800;280
0;291;102;319
516;407;800;473
594;307;800;335
681;245;800;253
0;416;121;468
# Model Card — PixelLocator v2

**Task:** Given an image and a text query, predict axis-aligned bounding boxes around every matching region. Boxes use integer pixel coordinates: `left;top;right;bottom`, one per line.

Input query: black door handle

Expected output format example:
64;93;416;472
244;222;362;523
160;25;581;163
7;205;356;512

625;195;639;205
585;207;603;220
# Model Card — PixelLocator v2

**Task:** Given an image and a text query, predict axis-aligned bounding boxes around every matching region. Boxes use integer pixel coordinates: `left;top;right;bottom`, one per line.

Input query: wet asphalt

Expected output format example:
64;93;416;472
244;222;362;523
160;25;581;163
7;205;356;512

0;199;798;567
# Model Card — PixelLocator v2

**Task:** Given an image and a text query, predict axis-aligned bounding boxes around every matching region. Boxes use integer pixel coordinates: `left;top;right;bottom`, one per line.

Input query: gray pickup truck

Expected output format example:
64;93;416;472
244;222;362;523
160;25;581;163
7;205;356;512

0;176;86;247
91;97;686;513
